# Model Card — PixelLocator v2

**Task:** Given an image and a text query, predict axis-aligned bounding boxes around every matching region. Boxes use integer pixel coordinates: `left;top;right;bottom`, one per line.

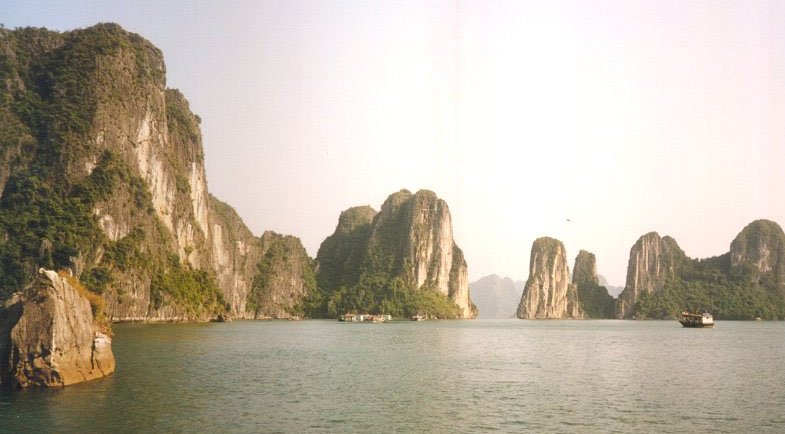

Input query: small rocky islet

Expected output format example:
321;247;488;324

0;23;783;389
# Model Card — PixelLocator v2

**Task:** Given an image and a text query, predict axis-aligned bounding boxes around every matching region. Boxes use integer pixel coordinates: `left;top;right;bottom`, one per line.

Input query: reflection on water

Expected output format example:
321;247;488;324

2;320;784;433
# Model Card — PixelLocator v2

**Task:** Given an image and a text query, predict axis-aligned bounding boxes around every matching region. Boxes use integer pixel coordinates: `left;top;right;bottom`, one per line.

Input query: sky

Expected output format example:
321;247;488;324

2;0;784;286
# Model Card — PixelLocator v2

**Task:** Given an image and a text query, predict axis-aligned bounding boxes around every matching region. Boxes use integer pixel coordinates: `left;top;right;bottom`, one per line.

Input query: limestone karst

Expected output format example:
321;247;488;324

316;189;476;319
572;250;615;319
616;220;785;319
615;233;684;319
729;219;785;287
0;24;312;321
516;237;583;319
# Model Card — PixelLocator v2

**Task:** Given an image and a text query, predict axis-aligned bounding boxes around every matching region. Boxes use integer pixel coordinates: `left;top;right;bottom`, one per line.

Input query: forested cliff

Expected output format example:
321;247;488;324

0;24;313;321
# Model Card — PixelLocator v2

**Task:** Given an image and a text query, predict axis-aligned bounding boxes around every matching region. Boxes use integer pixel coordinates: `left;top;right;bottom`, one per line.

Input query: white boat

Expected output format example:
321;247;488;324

679;311;714;328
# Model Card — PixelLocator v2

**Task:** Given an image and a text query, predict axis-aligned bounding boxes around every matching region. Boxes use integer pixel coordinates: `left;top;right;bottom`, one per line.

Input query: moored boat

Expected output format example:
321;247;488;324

679;311;714;328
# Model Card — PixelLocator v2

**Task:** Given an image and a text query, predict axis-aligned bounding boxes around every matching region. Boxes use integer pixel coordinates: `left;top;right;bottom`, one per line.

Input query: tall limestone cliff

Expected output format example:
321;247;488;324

316;189;476;319
207;195;264;317
615;232;684;319
729;219;785;288
572;250;615;319
0;24;310;321
517;237;583;319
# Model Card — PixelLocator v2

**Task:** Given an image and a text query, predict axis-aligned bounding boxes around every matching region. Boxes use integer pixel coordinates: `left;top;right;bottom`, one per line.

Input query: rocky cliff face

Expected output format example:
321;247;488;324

730;219;785;287
573;250;615;319
0;24;309;322
616;232;684;318
366;190;475;318
469;274;524;319
316;190;475;319
368;190;474;318
208;195;263;317
247;231;315;319
517;237;583;319
0;269;114;388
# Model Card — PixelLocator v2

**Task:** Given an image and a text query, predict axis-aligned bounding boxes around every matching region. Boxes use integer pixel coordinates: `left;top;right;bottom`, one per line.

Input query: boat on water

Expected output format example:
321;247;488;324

339;313;391;323
679;311;714;328
411;314;425;321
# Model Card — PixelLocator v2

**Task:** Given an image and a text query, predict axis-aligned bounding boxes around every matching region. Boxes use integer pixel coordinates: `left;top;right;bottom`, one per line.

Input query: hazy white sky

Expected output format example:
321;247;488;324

3;0;784;285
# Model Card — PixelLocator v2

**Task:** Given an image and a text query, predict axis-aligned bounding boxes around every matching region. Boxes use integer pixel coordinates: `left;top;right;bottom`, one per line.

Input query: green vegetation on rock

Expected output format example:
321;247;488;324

0;24;237;320
247;232;317;318
573;250;615;319
576;283;615;319
325;275;462;319
632;252;785;320
624;221;785;320
150;253;227;315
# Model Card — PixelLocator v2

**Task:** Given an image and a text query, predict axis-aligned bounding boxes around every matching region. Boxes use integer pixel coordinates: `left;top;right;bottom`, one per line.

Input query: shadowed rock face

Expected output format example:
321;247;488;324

0;269;114;389
247;231;315;319
730;219;785;287
615;232;684;319
573;250;599;287
517;237;583;319
573;250;615;319
316;206;378;292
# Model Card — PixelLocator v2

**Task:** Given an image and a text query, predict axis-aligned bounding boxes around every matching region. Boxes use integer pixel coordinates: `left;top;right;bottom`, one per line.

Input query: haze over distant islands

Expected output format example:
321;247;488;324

2;0;783;286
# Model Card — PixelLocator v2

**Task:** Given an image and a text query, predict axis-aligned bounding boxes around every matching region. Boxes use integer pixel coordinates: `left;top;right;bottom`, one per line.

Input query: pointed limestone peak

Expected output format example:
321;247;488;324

616;231;684;318
517;237;584;319
573;250;599;286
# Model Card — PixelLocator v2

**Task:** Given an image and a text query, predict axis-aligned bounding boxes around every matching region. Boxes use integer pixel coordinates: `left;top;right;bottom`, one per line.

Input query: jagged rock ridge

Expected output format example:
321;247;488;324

517;237;583;319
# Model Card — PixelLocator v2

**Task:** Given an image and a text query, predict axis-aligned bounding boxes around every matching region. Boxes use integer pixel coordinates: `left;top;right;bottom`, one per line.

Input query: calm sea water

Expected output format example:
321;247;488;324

2;319;784;433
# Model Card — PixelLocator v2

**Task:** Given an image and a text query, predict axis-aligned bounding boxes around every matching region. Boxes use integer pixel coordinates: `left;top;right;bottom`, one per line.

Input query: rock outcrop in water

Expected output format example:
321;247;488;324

0;24;312;321
572;250;615;319
615;232;684;319
316;189;476;319
0;269;114;388
517;237;583;319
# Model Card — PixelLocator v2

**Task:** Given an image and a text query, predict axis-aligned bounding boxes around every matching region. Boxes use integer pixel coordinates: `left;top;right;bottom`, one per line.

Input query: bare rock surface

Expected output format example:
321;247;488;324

0;269;114;388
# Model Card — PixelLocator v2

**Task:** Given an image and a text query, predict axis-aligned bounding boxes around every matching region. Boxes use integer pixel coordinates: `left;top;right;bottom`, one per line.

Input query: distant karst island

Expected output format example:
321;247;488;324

507;219;785;321
0;23;784;389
